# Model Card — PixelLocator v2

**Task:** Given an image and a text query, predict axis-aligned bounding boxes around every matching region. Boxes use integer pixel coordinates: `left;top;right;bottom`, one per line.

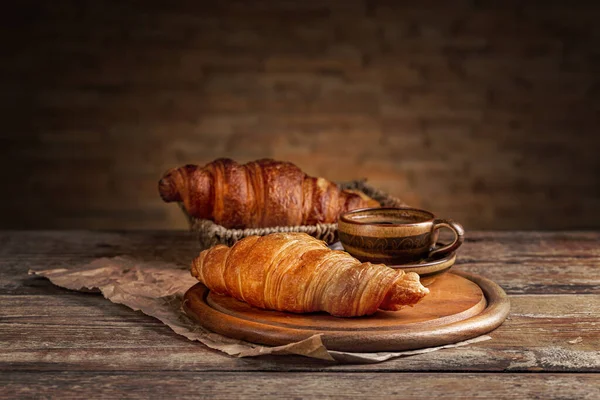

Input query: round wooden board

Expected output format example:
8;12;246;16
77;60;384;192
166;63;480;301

183;271;510;352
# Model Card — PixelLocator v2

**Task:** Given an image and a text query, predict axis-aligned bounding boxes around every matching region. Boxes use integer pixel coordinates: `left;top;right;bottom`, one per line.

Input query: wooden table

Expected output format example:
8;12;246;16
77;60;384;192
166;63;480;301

1;231;599;399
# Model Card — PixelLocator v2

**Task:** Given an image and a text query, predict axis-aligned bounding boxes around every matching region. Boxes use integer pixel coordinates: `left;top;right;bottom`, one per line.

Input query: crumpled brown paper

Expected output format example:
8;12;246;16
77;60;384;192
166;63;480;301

29;256;491;364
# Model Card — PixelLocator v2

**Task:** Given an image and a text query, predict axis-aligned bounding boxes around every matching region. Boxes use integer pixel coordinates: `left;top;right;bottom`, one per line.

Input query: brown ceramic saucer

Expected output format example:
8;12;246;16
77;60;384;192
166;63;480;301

329;242;456;286
389;251;456;286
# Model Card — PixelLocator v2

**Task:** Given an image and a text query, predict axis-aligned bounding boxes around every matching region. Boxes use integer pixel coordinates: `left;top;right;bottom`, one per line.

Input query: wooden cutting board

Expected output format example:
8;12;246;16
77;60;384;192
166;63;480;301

183;271;510;352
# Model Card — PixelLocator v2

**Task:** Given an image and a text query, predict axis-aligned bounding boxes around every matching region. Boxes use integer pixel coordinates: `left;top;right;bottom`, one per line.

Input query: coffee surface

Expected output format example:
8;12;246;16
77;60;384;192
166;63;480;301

354;215;428;225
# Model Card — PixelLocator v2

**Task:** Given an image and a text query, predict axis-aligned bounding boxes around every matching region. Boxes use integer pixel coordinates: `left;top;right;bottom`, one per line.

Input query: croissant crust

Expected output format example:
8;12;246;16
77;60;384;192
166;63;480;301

191;232;429;317
159;158;379;228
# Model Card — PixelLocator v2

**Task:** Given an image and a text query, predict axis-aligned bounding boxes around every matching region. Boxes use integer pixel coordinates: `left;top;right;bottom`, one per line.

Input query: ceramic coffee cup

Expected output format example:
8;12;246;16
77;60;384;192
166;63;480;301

338;207;464;265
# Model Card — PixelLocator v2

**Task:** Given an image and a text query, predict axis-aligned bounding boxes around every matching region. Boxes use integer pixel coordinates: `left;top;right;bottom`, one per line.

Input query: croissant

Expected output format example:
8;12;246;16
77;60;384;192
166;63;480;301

159;158;379;229
191;232;429;317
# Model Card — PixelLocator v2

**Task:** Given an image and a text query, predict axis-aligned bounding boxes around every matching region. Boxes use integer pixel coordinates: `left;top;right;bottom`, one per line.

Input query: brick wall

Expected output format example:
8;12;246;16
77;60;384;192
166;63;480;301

2;0;599;230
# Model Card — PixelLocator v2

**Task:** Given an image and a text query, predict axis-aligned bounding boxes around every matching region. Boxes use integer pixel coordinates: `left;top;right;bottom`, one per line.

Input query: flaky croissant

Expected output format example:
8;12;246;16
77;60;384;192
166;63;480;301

191;232;429;317
159;158;379;229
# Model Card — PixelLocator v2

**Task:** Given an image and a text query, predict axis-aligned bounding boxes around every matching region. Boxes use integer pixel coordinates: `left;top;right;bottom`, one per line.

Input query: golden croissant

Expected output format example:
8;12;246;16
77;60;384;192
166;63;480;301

159;158;379;229
191;233;429;317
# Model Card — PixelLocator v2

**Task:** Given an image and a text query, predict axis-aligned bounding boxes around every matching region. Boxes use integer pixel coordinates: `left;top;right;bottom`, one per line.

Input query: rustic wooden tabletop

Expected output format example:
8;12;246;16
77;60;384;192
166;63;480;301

1;231;599;399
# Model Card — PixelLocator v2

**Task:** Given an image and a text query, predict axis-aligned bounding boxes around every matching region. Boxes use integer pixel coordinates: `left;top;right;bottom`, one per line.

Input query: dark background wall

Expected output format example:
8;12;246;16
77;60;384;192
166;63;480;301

2;0;599;230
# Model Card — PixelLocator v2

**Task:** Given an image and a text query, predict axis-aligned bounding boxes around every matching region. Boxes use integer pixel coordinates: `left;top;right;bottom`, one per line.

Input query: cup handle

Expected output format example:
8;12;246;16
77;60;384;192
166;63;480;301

429;219;465;258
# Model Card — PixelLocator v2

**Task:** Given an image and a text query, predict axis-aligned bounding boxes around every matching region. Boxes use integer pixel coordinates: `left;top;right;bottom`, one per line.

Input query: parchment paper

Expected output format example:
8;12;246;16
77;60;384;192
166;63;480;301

29;256;491;364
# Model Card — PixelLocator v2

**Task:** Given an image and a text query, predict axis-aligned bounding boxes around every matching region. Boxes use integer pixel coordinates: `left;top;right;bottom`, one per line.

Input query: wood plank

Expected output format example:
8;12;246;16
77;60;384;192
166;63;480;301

457;262;600;294
2;231;598;262
0;230;201;267
0;230;594;254
456;231;600;294
1;294;598;372
1;231;599;295
2;372;599;399
0;230;200;296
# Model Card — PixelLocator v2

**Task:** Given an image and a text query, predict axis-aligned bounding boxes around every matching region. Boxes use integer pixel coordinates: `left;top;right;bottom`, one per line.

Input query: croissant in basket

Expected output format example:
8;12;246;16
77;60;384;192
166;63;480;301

159;158;379;229
191;232;429;317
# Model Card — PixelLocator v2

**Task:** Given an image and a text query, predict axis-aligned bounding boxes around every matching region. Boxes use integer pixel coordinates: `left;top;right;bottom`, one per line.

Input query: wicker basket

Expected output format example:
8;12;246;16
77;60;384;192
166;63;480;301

180;180;407;249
